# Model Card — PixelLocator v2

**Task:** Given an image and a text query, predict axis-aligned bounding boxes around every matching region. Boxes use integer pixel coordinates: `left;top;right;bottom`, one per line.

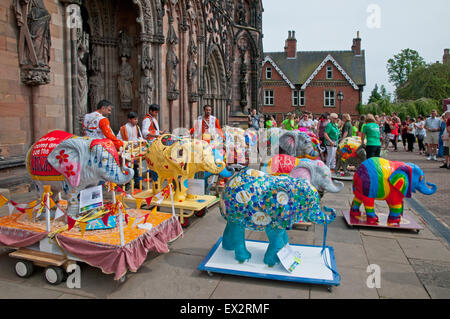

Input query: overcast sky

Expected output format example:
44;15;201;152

261;0;450;103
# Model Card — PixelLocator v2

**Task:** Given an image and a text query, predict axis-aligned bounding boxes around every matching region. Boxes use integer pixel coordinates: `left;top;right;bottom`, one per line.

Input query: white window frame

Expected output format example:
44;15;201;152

324;90;335;107
265;67;272;80
326;66;333;79
292;90;305;106
299;90;305;106
264;89;274;106
292;90;298;106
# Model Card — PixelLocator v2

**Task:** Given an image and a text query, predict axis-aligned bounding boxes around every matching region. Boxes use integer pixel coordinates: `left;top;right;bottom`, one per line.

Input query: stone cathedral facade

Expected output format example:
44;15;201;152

0;0;263;187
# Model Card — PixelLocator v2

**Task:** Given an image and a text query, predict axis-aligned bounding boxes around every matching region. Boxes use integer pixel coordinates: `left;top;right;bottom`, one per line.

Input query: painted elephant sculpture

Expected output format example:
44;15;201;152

267;154;344;197
279;131;320;160
220;168;336;266
335;137;366;176
204;140;235;193
351;157;437;224
145;134;225;202
26;130;134;216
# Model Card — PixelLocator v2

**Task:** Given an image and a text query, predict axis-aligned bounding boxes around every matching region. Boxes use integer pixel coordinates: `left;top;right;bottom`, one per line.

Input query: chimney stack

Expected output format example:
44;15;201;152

284;30;297;59
444;49;450;65
351;31;361;55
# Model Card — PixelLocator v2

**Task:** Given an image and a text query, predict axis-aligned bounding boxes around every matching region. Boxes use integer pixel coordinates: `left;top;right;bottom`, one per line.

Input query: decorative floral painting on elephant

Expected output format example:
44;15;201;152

27;130;134;216
220;168;336;266
351;157;437;224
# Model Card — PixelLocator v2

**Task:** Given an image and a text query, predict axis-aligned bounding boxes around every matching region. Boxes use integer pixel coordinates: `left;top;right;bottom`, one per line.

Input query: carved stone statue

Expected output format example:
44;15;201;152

140;67;154;109
77;31;89;134
239;48;248;109
187;32;198;102
14;0;51;85
236;0;247;25
89;45;104;111
118;56;134;109
117;29;133;109
166;20;179;100
118;29;132;59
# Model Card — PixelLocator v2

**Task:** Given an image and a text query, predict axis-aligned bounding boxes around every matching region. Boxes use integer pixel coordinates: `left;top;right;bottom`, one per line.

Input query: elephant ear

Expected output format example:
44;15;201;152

389;165;412;198
48;138;82;188
279;132;296;156
289;166;312;183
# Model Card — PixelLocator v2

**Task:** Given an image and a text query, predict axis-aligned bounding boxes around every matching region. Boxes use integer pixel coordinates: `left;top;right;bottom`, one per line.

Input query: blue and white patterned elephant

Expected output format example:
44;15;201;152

219;168;336;266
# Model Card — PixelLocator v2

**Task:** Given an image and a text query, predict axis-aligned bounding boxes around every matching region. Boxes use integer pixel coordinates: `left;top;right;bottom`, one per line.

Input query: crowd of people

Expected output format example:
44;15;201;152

81;100;450;178
259;109;450;172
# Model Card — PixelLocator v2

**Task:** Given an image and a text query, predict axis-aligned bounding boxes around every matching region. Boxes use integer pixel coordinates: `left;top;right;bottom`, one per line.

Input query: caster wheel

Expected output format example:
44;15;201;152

15;260;34;278
119;275;126;283
195;208;207;217
327;286;333;293
180;217;190;228
45;266;65;285
207;271;214;277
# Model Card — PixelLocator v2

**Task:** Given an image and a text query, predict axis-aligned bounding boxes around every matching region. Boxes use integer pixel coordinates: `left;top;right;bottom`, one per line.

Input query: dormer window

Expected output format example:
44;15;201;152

326;66;333;79
266;67;272;79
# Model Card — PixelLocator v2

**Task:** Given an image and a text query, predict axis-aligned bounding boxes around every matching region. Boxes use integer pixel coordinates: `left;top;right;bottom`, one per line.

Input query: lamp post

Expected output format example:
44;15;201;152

337;91;344;118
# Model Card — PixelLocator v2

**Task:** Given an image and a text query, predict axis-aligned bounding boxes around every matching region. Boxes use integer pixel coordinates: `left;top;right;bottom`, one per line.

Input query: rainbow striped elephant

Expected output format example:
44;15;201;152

351;157;437;224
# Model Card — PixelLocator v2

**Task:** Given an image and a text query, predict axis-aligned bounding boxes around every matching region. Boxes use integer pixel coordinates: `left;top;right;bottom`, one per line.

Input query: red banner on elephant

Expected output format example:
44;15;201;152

27;130;73;180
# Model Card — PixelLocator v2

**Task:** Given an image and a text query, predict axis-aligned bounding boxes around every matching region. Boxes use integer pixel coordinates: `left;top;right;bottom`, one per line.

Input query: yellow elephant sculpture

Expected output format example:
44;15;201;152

145;134;225;202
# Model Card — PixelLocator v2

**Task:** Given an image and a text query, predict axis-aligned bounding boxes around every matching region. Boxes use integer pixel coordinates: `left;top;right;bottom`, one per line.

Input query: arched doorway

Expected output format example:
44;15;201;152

203;46;227;125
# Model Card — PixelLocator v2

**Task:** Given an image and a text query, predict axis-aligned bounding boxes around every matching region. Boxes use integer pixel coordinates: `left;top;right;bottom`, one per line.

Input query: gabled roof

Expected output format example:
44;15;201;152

263;56;295;89
263;50;366;88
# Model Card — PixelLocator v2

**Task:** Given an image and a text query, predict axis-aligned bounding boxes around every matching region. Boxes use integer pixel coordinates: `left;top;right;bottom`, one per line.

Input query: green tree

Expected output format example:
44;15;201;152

368;84;382;104
396;62;450;101
387;48;426;89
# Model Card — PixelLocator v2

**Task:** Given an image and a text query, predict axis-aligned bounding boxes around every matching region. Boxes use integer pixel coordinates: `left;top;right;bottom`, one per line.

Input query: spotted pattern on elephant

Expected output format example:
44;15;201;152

220;168;336;266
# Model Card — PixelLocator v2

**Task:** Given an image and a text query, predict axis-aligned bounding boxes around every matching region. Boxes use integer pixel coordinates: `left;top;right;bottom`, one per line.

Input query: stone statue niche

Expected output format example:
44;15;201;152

139;44;154;118
118;29;134;109
166;15;179;101
76;31;89;135
187;30;198;103
13;0;52;86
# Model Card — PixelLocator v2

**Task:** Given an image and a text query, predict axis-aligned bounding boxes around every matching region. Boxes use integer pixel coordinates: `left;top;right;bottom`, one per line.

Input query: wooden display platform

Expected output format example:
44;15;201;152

9;247;67;267
342;210;424;232
131;191;219;228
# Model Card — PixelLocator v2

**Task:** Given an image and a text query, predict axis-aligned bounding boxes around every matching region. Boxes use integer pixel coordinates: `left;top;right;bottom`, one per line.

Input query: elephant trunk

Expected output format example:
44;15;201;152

416;181;437;195
220;166;235;178
321;179;344;193
101;158;134;185
203;159;226;175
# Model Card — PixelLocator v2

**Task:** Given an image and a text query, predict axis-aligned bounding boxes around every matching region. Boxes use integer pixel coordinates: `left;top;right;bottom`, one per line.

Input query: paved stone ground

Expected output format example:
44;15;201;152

0;149;449;299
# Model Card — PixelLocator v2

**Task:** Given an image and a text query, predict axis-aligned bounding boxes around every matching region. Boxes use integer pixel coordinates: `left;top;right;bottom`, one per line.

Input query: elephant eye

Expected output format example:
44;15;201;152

178;149;183;157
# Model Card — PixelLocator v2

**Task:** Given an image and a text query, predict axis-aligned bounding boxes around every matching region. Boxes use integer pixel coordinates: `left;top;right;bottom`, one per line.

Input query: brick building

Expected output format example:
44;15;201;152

262;31;366;123
0;0;263;189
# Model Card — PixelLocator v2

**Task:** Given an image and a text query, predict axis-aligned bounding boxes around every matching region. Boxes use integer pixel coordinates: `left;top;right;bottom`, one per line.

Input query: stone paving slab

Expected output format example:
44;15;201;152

361;235;410;265
309;265;379;299
0;280;64;299
210;274;310;299
409;258;450;299
373;261;430;299
397;237;450;262
107;252;221;299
